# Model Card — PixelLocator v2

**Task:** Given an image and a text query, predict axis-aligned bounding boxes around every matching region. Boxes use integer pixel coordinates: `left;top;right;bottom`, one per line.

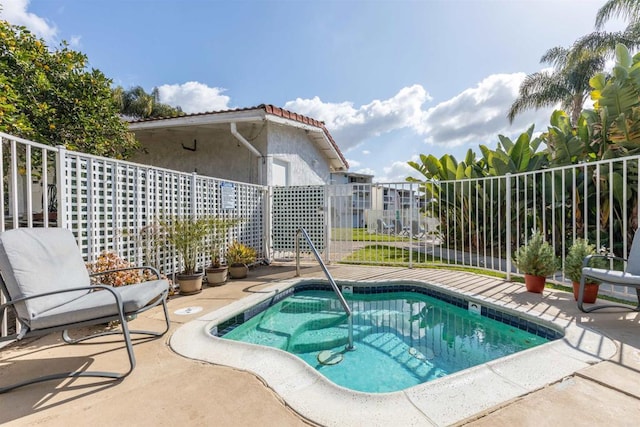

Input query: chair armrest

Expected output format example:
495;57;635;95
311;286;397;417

90;266;161;280
0;284;120;307
582;254;627;268
0;284;124;339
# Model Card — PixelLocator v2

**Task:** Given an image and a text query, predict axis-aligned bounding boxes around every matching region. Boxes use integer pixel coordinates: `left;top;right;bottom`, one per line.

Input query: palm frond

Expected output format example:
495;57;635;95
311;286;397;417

540;46;569;68
595;0;640;30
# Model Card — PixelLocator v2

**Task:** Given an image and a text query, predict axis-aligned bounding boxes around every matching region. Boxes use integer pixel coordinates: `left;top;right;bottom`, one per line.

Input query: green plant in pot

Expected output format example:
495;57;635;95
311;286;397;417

205;217;239;286
565;239;607;303
226;241;257;279
160;215;211;295
513;230;558;293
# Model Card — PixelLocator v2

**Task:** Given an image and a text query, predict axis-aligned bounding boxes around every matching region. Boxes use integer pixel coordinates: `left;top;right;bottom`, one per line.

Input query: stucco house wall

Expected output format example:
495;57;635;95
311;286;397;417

127;105;349;187
130;126;268;184
266;122;330;186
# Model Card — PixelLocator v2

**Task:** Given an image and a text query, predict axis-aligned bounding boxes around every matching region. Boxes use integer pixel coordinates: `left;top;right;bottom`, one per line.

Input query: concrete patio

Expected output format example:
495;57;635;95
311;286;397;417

1;263;639;426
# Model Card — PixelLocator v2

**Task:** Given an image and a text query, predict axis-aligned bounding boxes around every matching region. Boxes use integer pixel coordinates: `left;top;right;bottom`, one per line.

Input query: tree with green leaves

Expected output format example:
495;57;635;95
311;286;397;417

587;43;640;158
595;0;640;30
114;85;183;119
508;45;607;126
568;0;640;66
0;20;138;158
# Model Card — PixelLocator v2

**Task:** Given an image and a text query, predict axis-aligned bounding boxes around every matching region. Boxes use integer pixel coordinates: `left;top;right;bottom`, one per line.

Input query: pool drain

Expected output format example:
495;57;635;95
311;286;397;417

317;350;343;365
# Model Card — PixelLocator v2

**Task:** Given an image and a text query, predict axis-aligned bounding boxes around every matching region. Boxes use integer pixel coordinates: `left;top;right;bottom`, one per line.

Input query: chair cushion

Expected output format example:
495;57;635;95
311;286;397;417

30;279;169;330
583;267;640;286
0;228;90;321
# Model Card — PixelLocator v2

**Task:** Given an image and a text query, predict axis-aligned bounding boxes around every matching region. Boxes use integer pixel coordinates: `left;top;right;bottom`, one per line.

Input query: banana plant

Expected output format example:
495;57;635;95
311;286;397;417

407;150;489;249
480;125;548;176
589;44;640;159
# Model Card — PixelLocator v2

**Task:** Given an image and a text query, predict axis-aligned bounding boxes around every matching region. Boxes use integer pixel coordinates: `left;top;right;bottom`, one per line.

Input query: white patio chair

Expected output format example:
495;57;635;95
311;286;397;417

577;230;640;313
0;228;171;393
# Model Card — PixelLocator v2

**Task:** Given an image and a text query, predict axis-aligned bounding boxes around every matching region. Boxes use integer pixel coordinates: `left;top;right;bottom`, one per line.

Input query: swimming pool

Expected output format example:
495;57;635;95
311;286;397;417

218;285;557;392
170;276;616;426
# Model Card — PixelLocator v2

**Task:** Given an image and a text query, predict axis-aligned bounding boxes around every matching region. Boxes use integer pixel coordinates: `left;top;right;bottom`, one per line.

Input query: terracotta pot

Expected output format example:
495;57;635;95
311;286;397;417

524;274;546;293
176;272;203;295
228;263;248;279
572;281;599;304
206;266;228;286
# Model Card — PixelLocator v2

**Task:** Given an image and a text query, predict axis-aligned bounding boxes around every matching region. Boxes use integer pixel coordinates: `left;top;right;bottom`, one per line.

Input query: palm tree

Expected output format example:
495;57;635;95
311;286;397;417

508;45;606;126
595;0;640;30
569;0;640;61
114;86;183;119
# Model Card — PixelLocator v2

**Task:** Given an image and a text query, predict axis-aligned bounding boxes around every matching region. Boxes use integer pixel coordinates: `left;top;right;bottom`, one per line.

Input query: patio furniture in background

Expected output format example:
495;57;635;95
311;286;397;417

376;219;393;234
0;228;171;393
391;219;409;236
578;229;640;312
411;220;426;239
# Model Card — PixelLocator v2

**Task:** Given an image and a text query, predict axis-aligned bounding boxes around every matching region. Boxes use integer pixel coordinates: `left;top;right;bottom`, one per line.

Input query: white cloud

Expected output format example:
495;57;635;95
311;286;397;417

362;150;370;155
284;74;555;156
417;73;554;148
346;158;361;168
375;157;423;183
156;81;231;113
285;84;431;151
354;167;376;176
68;35;82;48
0;0;57;42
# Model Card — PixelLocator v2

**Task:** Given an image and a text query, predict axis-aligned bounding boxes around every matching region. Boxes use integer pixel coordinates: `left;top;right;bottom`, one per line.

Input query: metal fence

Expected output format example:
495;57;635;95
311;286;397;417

2;129;640;337
1;132;268;336
323;156;640;303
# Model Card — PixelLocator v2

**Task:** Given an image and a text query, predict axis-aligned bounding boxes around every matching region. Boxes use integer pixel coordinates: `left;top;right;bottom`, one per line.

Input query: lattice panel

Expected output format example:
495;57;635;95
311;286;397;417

272;186;326;254
61;152;267;275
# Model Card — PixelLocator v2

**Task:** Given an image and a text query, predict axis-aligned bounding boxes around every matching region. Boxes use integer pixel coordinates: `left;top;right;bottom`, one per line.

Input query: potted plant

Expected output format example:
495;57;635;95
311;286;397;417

160;215;211;295
226;241;257;279
205;218;239;286
565;238;606;303
512;230;558;293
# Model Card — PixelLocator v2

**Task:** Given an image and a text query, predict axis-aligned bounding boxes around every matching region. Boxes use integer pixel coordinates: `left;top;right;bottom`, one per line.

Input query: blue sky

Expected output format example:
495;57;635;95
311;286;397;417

0;0;625;181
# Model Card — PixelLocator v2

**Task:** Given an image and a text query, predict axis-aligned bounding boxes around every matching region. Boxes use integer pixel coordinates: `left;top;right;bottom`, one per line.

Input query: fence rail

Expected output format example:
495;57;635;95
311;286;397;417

2;129;640;339
1;132;267;338
325;156;640;304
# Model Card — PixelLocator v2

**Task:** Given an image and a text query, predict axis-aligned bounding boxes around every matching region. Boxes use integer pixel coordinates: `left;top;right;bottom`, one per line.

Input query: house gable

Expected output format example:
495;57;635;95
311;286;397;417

127;104;348;183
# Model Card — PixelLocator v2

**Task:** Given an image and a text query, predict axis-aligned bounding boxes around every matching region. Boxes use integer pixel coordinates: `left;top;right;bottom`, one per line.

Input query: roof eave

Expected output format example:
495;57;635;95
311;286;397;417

127;109;266;130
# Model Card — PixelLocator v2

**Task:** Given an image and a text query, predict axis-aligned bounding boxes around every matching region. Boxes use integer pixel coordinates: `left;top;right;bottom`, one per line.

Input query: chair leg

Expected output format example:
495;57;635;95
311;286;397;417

0;298;170;394
62;298;171;344
578;279;640;313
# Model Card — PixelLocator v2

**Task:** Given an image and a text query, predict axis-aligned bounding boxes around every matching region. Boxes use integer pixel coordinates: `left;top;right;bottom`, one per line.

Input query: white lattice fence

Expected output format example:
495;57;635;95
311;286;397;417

272;186;326;258
59;151;267;276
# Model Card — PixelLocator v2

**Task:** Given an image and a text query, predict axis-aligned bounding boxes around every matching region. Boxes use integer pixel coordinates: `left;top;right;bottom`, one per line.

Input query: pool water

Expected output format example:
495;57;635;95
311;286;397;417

222;290;549;393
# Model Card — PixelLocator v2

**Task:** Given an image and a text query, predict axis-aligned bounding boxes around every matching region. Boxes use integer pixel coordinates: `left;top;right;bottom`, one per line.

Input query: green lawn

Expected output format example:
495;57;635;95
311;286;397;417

331;228;411;242
342;244;429;264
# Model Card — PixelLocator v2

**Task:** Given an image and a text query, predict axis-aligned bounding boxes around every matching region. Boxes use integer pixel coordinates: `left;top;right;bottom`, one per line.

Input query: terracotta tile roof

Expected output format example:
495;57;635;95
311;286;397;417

128;104;348;169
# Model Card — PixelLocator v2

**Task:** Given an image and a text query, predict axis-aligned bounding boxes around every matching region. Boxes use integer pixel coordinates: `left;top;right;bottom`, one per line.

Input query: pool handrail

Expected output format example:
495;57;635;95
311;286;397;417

295;227;354;351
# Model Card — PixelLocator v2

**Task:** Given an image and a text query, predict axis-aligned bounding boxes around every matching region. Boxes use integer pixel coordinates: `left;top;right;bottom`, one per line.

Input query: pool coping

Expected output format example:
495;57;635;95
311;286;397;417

170;278;617;426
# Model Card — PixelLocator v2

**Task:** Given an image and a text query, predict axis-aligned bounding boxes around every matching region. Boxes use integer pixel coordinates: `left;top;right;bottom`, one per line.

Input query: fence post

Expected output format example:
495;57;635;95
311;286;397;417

409;182;413;269
505;173;512;280
190;172;197;217
56;145;68;230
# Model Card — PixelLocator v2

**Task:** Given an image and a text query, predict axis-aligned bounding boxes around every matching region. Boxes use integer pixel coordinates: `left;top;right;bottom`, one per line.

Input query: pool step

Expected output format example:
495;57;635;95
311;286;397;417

280;294;343;314
241;307;346;351
289;324;373;353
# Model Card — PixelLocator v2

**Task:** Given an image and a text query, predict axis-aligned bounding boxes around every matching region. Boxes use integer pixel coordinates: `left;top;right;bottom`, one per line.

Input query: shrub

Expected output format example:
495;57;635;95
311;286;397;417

512;231;558;277
565;239;607;283
226;241;257;265
86;251;174;294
